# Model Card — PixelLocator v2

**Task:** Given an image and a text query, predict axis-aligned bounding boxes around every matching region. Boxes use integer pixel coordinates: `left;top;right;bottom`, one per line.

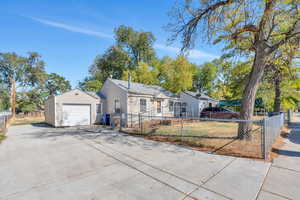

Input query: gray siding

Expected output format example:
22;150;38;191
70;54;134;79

180;92;219;117
127;95;175;117
101;79;128;114
180;92;200;117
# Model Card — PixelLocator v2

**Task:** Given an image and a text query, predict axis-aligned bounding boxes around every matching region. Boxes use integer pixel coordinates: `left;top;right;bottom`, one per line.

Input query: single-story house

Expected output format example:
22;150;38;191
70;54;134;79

100;78;182;118
180;91;219;117
45;89;105;127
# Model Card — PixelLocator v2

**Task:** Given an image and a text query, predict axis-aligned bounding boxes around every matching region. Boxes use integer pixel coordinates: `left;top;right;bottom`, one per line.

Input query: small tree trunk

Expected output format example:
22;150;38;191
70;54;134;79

273;78;281;113
238;48;266;140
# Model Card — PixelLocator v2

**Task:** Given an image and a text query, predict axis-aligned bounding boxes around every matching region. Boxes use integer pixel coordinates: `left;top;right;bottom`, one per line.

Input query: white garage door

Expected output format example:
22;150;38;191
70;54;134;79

62;104;91;126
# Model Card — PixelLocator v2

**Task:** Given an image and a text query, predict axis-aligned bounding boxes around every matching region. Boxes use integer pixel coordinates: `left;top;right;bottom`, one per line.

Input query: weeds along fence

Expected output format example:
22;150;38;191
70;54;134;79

0;111;12;135
116;113;285;160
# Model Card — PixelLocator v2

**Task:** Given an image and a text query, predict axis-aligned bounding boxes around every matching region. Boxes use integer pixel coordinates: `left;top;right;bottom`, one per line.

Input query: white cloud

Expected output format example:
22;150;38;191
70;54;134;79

154;44;218;60
26;17;218;60
29;17;113;39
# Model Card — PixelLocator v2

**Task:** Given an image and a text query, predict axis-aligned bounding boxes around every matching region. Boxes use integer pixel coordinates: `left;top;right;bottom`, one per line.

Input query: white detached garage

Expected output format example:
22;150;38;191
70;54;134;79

45;89;104;127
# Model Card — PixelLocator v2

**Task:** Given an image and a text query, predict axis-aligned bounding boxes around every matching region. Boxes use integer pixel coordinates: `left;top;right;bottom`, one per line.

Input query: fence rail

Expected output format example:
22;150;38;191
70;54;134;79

0;111;12;117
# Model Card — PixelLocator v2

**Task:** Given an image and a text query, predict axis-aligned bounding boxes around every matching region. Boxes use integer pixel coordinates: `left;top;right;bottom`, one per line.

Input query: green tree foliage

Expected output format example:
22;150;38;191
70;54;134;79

89;46;131;83
16;91;39;113
0;82;10;111
115;25;156;68
122;62;158;85
0;52;72;113
193;61;218;96
45;73;71;95
0;52;46;116
163;56;194;93
86;25;156;86
78;77;103;92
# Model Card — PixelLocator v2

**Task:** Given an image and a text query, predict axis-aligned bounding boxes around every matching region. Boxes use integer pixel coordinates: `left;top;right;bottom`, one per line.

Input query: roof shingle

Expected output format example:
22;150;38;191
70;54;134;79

110;79;177;98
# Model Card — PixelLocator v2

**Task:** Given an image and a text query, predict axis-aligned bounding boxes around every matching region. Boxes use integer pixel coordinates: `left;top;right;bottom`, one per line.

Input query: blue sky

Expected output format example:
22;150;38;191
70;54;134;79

0;0;222;87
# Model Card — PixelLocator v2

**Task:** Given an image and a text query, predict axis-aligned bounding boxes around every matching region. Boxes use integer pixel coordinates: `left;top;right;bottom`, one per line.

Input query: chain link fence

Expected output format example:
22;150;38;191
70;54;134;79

0;111;12;135
117;112;285;160
262;113;285;160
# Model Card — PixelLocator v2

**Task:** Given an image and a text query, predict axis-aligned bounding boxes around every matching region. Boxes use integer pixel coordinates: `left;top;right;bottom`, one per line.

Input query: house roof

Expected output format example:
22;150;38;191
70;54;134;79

109;78;177;98
183;91;218;102
84;91;106;99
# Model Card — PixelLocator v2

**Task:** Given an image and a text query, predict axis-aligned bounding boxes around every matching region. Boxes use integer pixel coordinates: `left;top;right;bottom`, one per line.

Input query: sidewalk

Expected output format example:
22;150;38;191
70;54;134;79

257;114;300;200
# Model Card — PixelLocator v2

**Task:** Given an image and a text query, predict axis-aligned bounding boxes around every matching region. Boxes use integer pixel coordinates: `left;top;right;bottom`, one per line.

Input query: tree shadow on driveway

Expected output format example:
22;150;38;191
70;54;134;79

24;125;192;154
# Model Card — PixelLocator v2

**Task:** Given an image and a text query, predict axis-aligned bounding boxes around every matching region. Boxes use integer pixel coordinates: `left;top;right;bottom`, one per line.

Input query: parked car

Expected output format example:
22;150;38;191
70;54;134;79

200;107;239;119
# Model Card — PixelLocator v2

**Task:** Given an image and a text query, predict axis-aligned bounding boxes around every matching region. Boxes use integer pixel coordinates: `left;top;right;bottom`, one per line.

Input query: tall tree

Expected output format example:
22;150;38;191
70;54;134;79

264;41;300;112
45;73;71;95
115;25;156;68
167;0;300;139
193;61;218;96
163;56;194;93
88;25;157;85
0;52;46;117
89;45;131;83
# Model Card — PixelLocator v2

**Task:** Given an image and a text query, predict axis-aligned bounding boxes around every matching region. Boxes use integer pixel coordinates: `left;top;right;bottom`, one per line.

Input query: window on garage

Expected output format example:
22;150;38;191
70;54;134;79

140;99;147;113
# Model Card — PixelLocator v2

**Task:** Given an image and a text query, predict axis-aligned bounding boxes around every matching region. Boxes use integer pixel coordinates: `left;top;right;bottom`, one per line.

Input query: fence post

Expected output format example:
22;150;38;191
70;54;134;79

119;112;122;132
261;118;267;160
138;113;141;134
181;117;183;141
287;109;292;123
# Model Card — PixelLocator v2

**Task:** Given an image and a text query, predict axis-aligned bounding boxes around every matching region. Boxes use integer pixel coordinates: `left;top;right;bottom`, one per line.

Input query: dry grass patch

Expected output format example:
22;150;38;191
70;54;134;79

123;120;263;159
12;116;45;126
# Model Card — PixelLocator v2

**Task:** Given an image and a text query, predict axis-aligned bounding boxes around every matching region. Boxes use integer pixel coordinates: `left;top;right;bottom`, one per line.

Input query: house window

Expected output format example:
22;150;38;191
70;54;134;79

157;100;162;113
169;100;174;112
114;99;121;113
181;102;187;114
140;99;147;113
96;103;102;114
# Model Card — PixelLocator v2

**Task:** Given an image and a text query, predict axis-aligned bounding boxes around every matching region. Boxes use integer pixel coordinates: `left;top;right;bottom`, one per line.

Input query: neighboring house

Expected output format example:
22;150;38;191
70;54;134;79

45;89;104;127
100;78;182;118
180;91;219;117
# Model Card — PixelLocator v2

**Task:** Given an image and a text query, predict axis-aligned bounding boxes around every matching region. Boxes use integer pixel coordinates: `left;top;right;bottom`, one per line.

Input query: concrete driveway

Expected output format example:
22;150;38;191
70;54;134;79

0;124;271;200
